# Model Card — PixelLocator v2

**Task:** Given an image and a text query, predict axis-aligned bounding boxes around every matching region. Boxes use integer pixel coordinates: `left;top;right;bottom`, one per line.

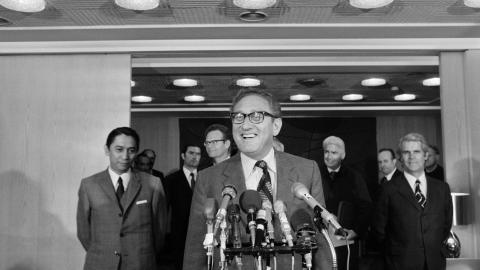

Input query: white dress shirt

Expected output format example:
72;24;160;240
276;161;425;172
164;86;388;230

108;167;131;191
183;166;197;188
241;148;277;200
404;171;427;199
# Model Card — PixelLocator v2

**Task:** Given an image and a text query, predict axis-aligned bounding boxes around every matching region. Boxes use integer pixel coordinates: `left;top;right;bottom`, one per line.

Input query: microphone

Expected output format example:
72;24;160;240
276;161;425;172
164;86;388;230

227;204;242;248
239;190;262;247
262;200;274;245
203;198;217;270
291;182;346;236
255;209;268;246
213;185;237;236
273;200;294;247
291;209;317;270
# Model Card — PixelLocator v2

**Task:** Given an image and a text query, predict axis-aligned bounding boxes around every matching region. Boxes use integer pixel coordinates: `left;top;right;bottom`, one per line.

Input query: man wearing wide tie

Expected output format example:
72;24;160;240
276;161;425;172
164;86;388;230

164;143;201;270
76;127;167;270
183;89;331;270
372;133;453;270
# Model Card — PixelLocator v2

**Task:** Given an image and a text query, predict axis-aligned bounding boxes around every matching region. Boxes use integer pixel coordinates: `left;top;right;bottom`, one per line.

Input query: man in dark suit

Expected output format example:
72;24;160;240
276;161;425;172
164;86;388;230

320;136;372;270
372;133;453;270
183;89;332;270
425;144;445;181
378;148;403;184
76;127;167;270
141;149;166;181
165;144;202;270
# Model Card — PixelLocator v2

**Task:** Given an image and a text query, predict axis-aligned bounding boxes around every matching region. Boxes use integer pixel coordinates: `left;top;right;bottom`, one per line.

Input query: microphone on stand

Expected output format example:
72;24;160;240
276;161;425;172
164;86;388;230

213;185;237;237
255;209;268;247
273;200;294;247
239;190;262;247
227;204;243;269
291;209;317;270
262;200;275;246
291;182;347;237
203;198;217;270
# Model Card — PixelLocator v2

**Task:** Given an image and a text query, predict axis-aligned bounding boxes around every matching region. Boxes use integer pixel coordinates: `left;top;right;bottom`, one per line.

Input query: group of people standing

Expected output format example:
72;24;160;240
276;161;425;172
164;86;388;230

76;88;453;270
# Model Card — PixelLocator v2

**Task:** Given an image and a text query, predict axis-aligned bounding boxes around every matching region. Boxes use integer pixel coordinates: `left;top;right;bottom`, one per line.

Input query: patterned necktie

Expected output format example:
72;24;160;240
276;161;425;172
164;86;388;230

116;177;125;201
415;180;426;208
380;176;387;184
255;160;273;204
190;172;196;191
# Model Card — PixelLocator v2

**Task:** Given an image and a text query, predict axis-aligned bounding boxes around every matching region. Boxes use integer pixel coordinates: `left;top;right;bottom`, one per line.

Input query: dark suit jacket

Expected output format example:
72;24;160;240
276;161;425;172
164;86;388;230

77;169;167;270
371;174;453;270
320;164;372;238
165;169;194;269
183;151;332;270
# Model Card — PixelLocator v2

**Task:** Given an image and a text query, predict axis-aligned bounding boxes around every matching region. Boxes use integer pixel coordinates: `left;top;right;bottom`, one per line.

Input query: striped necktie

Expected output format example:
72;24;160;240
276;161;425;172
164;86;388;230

190;172;195;190
415;180;426;208
255;160;273;204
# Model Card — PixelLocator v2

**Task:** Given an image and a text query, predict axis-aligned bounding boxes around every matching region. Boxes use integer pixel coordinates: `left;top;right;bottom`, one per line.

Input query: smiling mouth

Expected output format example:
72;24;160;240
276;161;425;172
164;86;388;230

242;134;256;139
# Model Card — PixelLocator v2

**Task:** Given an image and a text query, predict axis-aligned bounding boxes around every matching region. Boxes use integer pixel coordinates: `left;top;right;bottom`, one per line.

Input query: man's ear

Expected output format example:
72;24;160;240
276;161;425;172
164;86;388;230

181;153;186;161
104;145;109;156
272;118;282;136
225;140;231;150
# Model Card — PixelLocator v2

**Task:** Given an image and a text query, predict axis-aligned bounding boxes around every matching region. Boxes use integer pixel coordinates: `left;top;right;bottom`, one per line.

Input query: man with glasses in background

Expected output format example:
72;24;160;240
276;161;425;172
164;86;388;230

183;89;331;270
203;123;232;166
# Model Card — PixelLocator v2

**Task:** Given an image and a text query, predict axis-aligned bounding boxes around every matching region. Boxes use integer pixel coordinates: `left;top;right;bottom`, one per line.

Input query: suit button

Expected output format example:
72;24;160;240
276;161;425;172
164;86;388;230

114;251;121;256
120;233;125;237
118;213;123;217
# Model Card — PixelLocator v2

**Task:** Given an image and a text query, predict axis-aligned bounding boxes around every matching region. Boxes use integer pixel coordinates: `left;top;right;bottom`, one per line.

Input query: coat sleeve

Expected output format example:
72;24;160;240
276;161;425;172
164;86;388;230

352;172;373;238
152;176;168;257
443;183;453;240
182;170;209;270
371;185;389;246
76;179;91;251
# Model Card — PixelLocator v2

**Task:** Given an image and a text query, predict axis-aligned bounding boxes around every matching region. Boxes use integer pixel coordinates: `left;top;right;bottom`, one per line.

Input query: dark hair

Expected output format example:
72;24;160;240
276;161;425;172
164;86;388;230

378;148;396;159
428;144;440;155
230;89;282;117
141;149;156;158
204;124;231;141
181;143;202;154
105;127;140;149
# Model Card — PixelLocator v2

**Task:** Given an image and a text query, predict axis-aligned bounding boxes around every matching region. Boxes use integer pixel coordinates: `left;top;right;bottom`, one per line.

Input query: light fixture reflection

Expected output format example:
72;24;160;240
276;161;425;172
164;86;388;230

350;0;393;9
173;78;198;87
236;77;261;87
131;80;136;87
290;94;311;101
464;0;480;8
1;0;46;12
342;94;364;101
361;78;386;87
131;95;153;103
233;0;277;10
394;93;416;101
422;77;440;86
184;95;205;102
115;0;159;10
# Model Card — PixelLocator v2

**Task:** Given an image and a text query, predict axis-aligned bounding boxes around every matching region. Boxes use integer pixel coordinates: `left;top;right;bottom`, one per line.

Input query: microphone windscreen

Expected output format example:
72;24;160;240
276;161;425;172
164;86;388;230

262;200;272;211
291;182;309;199
204;198;217;220
290;208;314;232
256;209;266;220
222;185;238;199
273;200;287;213
239;190;262;214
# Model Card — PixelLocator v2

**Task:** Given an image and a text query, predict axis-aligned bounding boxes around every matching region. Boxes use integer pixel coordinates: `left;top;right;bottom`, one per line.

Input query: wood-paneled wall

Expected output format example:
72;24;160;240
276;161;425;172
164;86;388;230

0;54;131;270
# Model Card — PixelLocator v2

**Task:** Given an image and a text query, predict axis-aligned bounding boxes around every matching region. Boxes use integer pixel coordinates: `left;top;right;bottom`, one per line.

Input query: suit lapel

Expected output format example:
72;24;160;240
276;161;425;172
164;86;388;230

221;155;247;199
275;151;296;204
98;169;120;207
121;171;142;212
423;177;437;212
395;175;422;211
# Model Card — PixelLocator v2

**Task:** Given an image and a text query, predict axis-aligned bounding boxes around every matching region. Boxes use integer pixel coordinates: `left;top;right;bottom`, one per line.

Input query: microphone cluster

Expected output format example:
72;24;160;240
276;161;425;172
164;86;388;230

203;182;346;270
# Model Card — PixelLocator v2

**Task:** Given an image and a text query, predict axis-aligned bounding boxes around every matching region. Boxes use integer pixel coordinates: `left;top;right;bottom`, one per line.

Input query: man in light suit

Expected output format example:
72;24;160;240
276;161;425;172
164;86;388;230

77;127;167;270
183;89;332;270
372;133;452;270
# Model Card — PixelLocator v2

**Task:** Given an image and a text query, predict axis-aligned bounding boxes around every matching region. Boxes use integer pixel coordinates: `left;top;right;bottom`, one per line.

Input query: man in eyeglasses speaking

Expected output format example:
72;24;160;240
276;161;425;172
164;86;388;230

183;89;331;270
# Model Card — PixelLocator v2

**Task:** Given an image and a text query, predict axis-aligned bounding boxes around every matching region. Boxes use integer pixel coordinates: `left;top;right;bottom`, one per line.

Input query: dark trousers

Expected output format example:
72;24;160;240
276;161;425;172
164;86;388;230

335;242;359;270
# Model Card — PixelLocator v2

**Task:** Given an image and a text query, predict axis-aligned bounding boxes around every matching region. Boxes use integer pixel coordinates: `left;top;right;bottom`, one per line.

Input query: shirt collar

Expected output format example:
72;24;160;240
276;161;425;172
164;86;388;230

327;166;341;173
386;168;397;180
241;148;276;174
108;167;131;189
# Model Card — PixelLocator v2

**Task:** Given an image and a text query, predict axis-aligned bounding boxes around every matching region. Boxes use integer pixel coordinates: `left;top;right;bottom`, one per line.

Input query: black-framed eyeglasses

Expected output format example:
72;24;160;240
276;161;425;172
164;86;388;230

230;111;277;124
204;139;226;146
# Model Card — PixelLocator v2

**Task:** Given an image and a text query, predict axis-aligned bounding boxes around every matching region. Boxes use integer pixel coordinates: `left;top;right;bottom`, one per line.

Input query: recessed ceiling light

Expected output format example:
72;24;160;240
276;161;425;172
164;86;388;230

131;80;136;87
233;0;277;9
394;93;416;101
464;0;480;8
184;95;205;102
115;0;159;10
239;11;268;22
350;0;393;9
173;78;198;87
361;78;386;87
1;0;46;12
422;77;440;86
290;94;311;101
236;77;261;87
131;95;152;103
342;94;364;101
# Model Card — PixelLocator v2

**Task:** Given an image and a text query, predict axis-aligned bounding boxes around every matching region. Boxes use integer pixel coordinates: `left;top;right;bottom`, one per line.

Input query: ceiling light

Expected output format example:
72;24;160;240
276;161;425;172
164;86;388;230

236;77;261;87
1;0;46;12
464;0;480;8
290;94;311;101
361;78;386;87
131;95;153;103
350;0;393;9
130;80;136;87
173;78;198;87
422;77;440;86
184;95;205;102
342;94;364;101
233;0;277;10
115;0;159;10
239;11;268;22
394;93;416;101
